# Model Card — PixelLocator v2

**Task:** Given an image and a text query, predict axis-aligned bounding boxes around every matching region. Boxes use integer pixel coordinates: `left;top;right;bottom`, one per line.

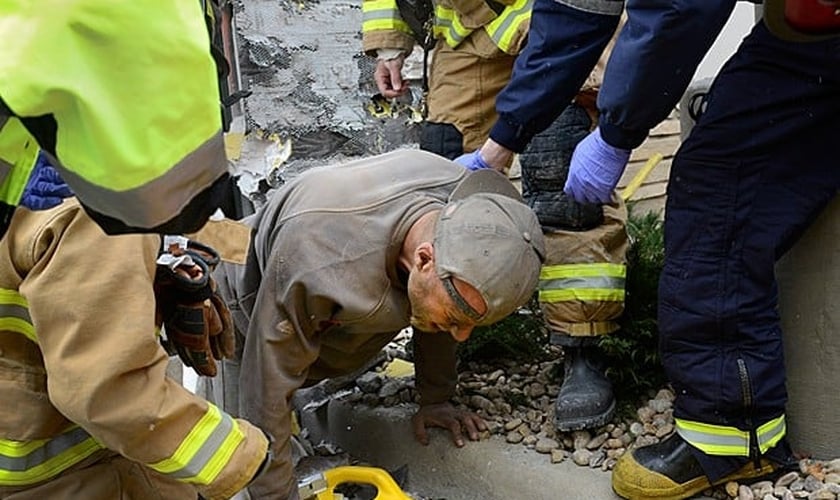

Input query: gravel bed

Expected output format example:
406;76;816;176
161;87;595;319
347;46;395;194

322;333;840;500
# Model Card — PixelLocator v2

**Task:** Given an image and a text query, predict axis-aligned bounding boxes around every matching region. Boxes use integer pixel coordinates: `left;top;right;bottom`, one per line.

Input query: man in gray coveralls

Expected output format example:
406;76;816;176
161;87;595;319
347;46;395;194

202;149;546;499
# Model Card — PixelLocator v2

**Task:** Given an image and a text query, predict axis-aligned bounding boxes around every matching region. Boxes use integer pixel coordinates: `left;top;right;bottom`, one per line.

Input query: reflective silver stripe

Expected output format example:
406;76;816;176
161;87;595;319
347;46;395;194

555;0;624;15
363;9;402;22
487;0;533;48
167;410;235;480
0;427;99;472
675;415;787;456
433;18;467;46
540;275;625;292
0;303;32;324
58;130;228;229
677;426;749;455
0;159;11;192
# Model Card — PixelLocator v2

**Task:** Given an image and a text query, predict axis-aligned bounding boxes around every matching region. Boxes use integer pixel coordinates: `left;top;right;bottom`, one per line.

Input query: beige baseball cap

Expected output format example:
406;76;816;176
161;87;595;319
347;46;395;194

434;169;546;327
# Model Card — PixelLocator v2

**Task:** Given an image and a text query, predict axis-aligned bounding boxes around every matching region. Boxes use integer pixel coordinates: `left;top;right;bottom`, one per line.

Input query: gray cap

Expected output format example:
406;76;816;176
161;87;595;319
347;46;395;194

435;169;546;326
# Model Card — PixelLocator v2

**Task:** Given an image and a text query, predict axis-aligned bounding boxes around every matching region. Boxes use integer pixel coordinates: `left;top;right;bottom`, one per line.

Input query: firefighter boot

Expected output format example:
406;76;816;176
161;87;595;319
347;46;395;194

612;432;785;500
554;344;616;431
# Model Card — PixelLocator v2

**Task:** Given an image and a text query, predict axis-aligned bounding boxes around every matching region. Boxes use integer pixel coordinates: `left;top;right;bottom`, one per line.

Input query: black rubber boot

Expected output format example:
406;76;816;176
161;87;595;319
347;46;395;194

554;345;616;431
612;433;784;500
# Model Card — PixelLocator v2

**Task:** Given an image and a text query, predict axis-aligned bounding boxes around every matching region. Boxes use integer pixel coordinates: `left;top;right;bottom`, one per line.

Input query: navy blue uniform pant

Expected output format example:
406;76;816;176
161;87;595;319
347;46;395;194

660;21;840;480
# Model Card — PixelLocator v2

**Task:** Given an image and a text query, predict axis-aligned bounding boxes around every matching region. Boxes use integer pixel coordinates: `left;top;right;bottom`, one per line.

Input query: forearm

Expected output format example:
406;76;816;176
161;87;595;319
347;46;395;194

490;0;622;153
413;331;459;405
597;0;736;149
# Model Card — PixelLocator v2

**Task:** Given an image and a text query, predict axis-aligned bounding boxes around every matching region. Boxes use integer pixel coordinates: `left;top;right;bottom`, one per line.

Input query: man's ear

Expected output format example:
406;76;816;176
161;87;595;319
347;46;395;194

414;241;435;271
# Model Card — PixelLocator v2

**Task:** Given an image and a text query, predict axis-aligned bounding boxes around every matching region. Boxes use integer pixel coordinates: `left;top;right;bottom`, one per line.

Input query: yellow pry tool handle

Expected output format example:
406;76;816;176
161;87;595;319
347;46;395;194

620;153;664;202
314;466;413;500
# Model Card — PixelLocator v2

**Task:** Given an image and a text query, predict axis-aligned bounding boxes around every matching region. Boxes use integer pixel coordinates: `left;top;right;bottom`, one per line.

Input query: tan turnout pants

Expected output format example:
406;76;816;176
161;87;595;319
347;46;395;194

426;30;516;152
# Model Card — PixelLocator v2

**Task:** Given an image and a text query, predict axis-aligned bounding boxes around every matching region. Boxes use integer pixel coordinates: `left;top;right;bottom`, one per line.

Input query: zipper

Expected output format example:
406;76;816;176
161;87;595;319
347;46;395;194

737;357;761;468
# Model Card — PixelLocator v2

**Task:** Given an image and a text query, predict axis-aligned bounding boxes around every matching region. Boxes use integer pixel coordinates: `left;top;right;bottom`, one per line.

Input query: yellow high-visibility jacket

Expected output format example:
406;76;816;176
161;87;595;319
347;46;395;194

362;0;532;56
0;199;267;499
0;1;230;236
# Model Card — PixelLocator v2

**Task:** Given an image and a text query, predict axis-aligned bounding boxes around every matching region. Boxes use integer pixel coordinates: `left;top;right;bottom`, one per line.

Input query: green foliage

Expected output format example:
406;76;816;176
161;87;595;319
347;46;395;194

599;206;668;405
457;296;550;363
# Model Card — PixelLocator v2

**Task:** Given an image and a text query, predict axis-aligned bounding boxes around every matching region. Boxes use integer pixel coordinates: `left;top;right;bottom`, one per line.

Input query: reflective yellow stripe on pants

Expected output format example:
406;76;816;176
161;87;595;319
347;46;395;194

675;416;787;456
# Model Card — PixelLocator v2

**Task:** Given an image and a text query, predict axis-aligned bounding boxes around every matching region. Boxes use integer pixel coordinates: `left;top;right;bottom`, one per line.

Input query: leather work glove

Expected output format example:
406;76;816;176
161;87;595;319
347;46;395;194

20;152;73;210
453;149;492;171
564;128;631;204
154;236;234;377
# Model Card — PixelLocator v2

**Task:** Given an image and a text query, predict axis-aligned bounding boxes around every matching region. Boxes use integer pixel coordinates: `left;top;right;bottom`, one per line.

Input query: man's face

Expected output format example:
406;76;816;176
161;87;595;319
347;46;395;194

407;267;482;342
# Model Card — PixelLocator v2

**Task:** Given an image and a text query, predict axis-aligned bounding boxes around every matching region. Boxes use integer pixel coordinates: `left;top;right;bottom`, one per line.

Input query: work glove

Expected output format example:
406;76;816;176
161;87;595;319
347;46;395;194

453;149;492;171
20;152;73;210
154;236;234;377
564;128;631;204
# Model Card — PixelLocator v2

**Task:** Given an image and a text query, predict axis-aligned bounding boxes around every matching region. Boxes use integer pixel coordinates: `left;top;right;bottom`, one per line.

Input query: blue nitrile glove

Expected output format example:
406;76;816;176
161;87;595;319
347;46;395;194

454;149;492;171
564;128;631;204
21;152;73;210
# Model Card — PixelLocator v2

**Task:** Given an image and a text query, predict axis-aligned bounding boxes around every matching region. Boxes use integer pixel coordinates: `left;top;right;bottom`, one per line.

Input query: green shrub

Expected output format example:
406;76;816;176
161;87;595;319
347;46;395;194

457;205;668;410
599;206;668;406
457;296;550;363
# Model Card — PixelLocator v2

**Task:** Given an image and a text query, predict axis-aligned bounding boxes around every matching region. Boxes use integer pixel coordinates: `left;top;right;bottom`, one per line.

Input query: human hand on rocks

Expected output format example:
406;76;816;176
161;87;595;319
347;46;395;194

411;402;486;448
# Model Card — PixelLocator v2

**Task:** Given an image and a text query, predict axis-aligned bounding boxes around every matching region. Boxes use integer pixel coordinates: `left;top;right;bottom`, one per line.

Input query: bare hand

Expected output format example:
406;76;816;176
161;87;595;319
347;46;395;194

374;57;408;99
411;402;487;448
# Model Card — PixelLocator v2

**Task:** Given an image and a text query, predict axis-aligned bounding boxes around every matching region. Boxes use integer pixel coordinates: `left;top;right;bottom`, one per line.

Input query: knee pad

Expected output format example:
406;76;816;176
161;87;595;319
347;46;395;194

420;122;463;159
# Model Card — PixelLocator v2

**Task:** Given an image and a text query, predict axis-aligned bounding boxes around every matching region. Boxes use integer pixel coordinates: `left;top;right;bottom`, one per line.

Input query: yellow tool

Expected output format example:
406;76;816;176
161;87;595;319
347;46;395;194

620;153;664;201
298;465;413;500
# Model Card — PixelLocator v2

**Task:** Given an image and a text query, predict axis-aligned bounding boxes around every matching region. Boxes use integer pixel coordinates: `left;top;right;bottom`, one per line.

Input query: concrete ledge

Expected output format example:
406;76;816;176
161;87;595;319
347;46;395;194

302;398;620;500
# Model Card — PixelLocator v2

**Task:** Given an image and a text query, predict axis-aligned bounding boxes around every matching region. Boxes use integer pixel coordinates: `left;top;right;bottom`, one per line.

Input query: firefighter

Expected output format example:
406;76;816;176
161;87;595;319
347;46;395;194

456;0;839;497
457;3;627;432
0;160;270;499
202;149;546;499
0;1;233;238
361;0;531;163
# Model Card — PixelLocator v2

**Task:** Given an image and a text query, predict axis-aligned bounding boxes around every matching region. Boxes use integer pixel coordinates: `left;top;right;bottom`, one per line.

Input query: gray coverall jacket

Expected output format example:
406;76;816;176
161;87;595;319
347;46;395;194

212;149;470;499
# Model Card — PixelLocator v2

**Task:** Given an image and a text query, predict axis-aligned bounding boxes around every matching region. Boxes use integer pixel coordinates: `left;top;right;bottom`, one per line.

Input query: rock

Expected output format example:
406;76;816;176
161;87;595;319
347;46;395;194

504;418;523;431
505;432;523;444
378;379;402;398
738;484;755;500
356;372;382;393
586;433;608;450
550;449;567;464
535;438;559;454
571;449;592;466
725;481;739;497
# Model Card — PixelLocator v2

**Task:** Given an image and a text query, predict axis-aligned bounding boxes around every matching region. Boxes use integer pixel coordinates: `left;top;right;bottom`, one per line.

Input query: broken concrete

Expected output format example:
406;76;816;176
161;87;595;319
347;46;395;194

300;398;620;500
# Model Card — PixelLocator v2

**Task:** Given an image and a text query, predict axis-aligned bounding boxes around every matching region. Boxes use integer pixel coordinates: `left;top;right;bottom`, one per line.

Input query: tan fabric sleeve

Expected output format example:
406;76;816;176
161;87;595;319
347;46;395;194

362;31;415;57
16;202;267;499
413;330;459;405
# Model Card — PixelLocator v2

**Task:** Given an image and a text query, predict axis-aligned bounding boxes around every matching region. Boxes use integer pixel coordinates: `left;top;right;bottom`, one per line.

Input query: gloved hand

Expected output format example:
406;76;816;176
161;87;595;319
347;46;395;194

454;149;492;171
564;128;631;204
20;152;73;210
154;237;234;377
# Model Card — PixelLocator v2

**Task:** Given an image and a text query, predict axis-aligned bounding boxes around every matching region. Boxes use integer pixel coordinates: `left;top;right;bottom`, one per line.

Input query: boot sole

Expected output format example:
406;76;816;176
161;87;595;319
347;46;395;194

555;398;616;432
612;457;778;500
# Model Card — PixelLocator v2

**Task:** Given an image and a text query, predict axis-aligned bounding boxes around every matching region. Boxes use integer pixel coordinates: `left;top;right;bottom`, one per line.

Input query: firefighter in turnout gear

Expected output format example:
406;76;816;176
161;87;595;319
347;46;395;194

458;8;627;431
0;164;270;498
518;110;628;431
361;0;531;162
0;1;233;238
456;0;839;497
